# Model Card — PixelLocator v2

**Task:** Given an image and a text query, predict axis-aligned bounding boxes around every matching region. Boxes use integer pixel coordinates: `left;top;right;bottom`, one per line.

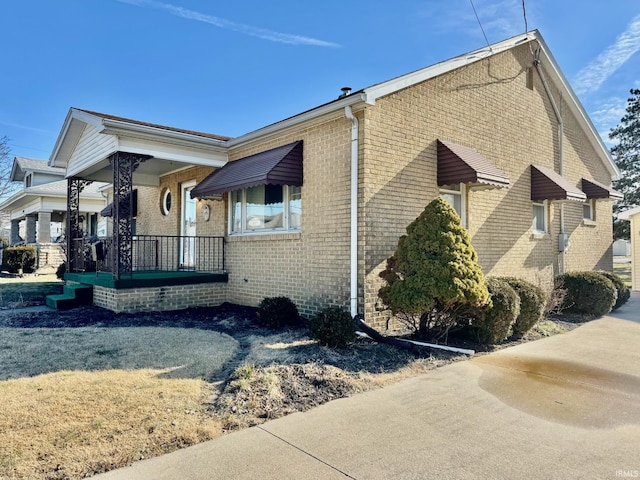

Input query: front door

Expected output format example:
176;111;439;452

180;180;197;269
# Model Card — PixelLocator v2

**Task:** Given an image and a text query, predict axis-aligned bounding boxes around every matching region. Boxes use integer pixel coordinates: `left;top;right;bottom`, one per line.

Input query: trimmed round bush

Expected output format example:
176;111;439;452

503;277;546;336
474;277;521;345
4;245;37;273
556;271;617;317
256;297;300;328
309;306;355;348
596;271;630;311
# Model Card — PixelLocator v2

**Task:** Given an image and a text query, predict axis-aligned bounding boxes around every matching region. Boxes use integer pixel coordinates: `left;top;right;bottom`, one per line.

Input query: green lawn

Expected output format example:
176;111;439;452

0;279;63;308
613;262;632;288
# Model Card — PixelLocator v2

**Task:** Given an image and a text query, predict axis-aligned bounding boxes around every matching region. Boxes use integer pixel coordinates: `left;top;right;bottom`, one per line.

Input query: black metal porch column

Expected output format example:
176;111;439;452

66;177;92;272
109;151;151;279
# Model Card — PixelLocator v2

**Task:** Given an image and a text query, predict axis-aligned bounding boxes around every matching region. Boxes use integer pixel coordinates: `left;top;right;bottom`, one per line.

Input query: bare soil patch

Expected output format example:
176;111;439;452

0;303;580;479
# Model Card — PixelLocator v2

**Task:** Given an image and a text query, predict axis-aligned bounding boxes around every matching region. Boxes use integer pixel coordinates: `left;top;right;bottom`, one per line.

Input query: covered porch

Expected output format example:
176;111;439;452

49;108;230;312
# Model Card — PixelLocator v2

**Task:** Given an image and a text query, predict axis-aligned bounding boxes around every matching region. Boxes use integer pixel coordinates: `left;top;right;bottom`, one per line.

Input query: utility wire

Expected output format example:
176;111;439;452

522;0;529;33
469;0;490;47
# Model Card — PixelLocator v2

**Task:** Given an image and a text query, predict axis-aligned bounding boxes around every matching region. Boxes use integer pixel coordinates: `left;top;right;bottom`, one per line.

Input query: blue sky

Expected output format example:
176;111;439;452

1;0;639;160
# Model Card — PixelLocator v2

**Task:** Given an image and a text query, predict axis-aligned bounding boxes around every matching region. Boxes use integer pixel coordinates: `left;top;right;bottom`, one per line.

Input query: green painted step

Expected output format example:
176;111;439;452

45;294;77;310
45;284;93;310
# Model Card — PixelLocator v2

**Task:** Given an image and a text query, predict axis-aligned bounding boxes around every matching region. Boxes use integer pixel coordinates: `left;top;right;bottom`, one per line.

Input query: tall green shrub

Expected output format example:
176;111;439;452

378;197;490;339
504;277;546;335
557;271;617;317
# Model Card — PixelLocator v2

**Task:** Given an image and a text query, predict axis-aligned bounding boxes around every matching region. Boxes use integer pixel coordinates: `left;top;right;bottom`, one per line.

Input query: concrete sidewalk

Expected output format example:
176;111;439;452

96;293;640;480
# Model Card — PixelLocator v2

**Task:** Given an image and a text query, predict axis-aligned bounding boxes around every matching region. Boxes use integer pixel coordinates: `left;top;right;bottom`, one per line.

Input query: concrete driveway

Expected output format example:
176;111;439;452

96;294;640;480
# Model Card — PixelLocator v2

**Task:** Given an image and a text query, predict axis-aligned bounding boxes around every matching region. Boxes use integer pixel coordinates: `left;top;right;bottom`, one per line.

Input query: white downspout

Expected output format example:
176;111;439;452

345;106;359;317
534;58;566;274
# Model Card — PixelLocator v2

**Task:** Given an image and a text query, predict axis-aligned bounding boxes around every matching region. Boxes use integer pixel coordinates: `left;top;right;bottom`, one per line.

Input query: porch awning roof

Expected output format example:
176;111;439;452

101;190;138;217
581;178;623;200
437;140;510;188
191;141;303;198
530;165;586;202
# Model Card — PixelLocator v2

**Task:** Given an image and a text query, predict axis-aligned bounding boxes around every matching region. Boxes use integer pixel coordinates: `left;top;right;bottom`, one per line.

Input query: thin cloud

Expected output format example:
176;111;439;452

0;120;52;135
116;0;341;47
573;15;640;95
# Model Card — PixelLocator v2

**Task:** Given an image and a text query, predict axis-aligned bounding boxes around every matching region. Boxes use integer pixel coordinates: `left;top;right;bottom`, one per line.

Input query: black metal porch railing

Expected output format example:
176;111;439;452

70;235;225;274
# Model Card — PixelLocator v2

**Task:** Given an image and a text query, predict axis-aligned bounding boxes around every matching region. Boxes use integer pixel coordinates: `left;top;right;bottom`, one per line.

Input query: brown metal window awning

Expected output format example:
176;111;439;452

191;140;303;198
581;178;623;200
437;140;510;189
100;189;138;217
530;165;586;202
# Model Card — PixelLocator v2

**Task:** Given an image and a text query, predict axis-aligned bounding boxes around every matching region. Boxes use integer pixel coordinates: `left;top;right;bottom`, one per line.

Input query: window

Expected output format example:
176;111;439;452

25;174;32;188
583;199;595;221
439;183;466;227
230;185;301;234
161;188;172;216
532;201;547;234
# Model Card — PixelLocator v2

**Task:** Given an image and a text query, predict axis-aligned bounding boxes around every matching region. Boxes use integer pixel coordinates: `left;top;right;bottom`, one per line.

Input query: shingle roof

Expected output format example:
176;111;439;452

15;157;65;175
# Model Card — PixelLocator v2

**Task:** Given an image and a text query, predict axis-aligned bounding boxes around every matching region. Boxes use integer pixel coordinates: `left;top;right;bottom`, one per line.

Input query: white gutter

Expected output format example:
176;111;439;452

344;105;359;317
535;57;567;274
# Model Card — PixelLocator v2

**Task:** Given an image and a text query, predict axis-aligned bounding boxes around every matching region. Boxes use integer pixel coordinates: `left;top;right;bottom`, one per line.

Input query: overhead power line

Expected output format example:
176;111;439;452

469;0;490;47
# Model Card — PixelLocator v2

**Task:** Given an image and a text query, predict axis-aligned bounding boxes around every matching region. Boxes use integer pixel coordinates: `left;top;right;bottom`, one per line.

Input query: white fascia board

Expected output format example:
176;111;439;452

101;120;228;151
364;33;533;103
117;136;228;167
533;34;620;180
228;93;370;149
0;190;27;211
49;108;102;168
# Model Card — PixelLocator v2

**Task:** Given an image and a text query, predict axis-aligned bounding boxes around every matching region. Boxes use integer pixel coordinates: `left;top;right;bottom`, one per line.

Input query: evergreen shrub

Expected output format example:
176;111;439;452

474;277;520;345
4;245;37;273
309;306;355;348
504;277;546;335
378;198;489;339
596;271;630;311
556;271;617;317
256;297;300;328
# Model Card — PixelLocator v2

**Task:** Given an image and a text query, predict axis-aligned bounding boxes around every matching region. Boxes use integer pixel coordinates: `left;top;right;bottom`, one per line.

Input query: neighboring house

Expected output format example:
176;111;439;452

48;30;621;327
618;207;640;290
0;157;107;272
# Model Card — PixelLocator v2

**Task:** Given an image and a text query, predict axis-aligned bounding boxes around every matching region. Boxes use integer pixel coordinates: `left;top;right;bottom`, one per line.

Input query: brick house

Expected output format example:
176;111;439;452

48;30;620;326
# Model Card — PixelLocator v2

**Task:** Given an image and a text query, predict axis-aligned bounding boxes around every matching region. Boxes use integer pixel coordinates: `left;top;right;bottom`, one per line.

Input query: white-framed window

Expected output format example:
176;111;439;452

439;183;466;227
583;199;595;221
25;173;32;188
229;184;301;234
532;201;548;234
161;188;172;216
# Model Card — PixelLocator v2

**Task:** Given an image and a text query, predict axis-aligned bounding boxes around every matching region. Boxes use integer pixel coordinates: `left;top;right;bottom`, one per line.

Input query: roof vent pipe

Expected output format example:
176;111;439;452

339;87;352;98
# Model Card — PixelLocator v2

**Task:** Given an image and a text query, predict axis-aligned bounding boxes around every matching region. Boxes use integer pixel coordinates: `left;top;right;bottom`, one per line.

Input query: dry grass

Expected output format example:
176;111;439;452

0;369;221;479
0;274;63;308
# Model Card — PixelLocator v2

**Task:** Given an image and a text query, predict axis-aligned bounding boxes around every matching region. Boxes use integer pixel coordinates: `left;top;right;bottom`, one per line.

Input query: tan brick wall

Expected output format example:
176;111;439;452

92;283;226;313
224;120;352;317
361;43;616;327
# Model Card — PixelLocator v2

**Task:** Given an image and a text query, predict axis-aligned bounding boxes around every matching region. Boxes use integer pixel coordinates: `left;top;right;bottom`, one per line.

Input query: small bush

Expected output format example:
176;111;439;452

309;306;355;348
473;277;520;345
504;277;546;336
4;245;37;273
596;271;630;311
256;297;300;328
556;271;617;317
56;262;67;280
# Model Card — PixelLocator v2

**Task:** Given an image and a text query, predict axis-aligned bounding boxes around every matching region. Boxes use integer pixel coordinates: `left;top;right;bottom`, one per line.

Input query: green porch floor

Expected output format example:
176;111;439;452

64;270;228;289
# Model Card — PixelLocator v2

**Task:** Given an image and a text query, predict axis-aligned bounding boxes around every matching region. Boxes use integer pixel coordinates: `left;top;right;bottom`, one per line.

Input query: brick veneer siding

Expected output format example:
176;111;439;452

92;282;227;313
122;42;615;326
360;42;615;328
